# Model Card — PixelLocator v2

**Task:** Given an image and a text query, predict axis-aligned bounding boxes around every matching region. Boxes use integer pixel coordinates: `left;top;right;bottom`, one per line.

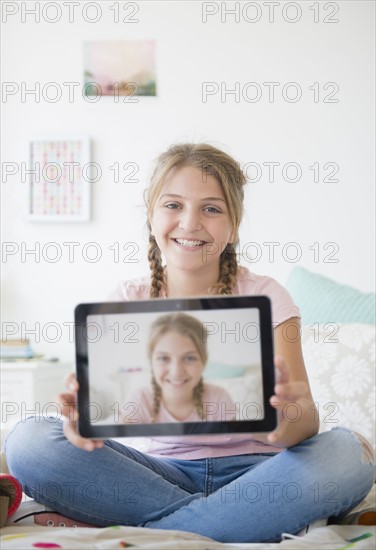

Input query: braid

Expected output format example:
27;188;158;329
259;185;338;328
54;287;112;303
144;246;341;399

150;375;162;422
193;378;205;420
209;244;238;295
147;234;165;298
151;375;206;422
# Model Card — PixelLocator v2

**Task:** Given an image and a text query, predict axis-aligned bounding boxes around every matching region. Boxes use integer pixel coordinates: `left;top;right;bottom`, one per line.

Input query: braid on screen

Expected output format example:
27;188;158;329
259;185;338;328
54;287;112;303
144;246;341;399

193;377;205;420
151;376;206;422
150;375;162;423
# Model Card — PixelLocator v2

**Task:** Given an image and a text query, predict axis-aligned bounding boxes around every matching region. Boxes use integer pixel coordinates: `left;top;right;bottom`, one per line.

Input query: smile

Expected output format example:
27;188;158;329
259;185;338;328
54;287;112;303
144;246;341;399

165;379;189;386
173;238;206;248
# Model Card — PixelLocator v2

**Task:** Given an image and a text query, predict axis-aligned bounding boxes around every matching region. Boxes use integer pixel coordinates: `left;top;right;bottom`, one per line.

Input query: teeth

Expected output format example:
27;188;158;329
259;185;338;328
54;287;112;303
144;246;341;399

175;238;204;247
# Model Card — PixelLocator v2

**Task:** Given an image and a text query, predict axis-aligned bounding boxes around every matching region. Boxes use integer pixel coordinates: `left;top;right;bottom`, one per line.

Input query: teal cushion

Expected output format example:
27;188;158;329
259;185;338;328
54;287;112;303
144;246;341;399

286;267;375;324
204;362;247;379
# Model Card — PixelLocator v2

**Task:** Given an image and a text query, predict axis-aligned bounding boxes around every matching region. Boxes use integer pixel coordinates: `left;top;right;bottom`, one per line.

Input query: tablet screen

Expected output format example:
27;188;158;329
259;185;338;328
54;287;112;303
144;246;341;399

75;296;276;438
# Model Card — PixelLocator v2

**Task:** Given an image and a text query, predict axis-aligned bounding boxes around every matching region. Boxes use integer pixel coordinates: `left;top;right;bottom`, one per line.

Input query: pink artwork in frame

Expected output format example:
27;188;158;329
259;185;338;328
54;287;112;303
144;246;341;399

28;138;91;222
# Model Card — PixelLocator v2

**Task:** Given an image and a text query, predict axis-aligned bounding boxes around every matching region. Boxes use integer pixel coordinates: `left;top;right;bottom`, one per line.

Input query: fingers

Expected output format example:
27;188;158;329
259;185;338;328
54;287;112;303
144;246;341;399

268;358;309;445
273;356;309;400
274;355;289;384
273;381;308;402
267;396;298;446
54;373;79;425
64;372;79;391
60;372;103;451
267;426;286;445
63;418;104;452
57;372;79;422
53;392;77;420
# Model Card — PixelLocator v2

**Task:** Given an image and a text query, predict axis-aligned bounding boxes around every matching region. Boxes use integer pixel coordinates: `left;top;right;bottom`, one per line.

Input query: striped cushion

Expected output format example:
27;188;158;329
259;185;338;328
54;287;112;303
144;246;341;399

286;267;375;324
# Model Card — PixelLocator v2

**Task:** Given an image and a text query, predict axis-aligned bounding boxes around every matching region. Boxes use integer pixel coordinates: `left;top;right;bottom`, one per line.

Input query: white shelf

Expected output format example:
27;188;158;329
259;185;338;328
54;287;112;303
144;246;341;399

0;361;72;443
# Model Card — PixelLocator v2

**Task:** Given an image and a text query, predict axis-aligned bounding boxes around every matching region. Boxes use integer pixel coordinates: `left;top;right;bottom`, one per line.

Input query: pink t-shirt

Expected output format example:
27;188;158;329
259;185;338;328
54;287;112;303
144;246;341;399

127;383;236;423
109;266;301;459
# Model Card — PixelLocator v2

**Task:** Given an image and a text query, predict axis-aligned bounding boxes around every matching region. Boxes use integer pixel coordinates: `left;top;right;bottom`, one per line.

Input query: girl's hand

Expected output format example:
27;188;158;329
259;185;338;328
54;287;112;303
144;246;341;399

54;372;104;452
267;356;311;446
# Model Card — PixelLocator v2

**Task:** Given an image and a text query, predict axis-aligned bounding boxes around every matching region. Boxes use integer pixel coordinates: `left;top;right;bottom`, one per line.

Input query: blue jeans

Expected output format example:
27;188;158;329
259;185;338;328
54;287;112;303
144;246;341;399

4;417;375;543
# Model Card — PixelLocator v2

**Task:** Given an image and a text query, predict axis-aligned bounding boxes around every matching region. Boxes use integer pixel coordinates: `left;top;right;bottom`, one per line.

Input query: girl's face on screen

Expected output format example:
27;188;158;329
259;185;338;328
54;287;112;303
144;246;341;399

151;331;204;400
151;165;235;275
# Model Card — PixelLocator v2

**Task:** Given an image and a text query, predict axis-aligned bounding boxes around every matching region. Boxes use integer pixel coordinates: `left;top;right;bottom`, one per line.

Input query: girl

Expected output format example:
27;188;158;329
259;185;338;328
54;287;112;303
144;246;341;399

125;312;236;425
5;143;375;542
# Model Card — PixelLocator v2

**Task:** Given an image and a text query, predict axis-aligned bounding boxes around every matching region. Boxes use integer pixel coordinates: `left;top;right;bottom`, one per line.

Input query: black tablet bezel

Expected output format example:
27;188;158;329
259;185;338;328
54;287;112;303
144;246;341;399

75;295;277;439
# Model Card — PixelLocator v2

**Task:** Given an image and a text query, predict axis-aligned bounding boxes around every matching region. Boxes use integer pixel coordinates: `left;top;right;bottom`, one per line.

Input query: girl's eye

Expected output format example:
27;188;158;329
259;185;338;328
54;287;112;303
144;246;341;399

156;356;169;362
165;203;180;210
204;206;221;214
185;355;199;362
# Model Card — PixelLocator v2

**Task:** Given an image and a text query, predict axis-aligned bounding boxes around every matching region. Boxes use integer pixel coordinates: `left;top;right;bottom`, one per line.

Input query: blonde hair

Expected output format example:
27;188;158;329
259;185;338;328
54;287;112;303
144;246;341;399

144;143;247;297
148;313;208;421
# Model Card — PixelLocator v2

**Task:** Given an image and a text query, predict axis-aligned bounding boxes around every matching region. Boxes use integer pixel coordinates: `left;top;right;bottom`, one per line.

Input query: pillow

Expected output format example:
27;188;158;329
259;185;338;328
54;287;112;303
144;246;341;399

301;323;375;453
204;362;248;379
210;370;263;414
286;267;375;324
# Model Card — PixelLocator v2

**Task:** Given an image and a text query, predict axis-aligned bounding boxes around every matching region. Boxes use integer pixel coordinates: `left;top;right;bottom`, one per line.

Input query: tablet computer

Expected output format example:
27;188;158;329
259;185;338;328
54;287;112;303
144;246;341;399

75;295;277;439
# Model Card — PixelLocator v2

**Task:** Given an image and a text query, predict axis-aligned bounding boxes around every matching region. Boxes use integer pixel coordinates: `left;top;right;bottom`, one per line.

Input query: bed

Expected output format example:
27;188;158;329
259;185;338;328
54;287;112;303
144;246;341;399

1;268;375;549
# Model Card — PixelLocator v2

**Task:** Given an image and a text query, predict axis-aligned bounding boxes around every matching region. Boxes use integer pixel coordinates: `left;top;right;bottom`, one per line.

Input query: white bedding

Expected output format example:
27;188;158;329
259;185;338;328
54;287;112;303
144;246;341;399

1;524;375;549
2;486;376;550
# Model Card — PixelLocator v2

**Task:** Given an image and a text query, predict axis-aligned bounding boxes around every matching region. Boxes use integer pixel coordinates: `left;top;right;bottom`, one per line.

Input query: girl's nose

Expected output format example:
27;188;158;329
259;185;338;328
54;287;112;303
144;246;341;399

169;361;184;377
178;210;202;232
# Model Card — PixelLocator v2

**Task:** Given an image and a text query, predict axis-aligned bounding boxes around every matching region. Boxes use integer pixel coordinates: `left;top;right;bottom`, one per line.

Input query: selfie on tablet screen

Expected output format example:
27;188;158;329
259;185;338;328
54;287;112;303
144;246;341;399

75;295;276;438
87;309;264;425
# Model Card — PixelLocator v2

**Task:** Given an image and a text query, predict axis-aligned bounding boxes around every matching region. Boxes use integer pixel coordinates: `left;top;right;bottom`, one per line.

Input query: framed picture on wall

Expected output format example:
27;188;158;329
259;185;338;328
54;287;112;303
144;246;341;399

83;41;157;98
28;137;91;222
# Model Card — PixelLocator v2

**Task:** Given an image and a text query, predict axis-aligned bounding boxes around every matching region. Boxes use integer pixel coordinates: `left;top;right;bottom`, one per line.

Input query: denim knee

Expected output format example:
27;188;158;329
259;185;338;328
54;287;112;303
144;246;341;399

4;416;65;481
327;427;375;467
314;427;375;504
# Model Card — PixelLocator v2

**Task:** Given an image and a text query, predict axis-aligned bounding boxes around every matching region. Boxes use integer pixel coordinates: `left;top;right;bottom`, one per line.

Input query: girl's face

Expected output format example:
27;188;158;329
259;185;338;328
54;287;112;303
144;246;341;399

150;166;235;274
151;331;205;400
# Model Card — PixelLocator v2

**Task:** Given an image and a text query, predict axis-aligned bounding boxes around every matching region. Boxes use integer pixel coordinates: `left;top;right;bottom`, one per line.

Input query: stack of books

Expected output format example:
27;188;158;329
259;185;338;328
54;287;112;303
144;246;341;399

0;339;37;361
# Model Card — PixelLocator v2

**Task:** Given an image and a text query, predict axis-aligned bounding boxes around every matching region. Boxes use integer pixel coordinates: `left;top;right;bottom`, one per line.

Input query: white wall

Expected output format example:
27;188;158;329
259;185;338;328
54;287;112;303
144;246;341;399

1;1;375;363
